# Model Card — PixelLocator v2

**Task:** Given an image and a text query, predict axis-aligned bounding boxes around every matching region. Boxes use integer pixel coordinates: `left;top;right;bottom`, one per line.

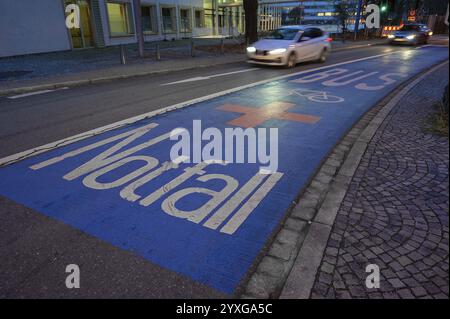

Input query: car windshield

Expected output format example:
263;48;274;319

265;28;301;40
400;25;420;31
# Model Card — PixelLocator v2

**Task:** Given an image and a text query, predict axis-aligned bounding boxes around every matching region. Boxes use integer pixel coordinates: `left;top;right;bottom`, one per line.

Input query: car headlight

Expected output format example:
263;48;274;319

388;34;395;39
268;48;287;55
428;31;433;36
406;35;416;40
246;47;256;53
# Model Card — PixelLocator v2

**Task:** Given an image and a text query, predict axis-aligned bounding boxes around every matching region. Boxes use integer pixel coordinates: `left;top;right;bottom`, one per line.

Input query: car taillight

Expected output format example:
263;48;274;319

326;37;333;43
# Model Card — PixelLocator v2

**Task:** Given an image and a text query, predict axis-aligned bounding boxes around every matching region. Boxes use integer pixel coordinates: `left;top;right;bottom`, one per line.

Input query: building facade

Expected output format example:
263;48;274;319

0;0;205;57
0;0;357;58
217;0;360;36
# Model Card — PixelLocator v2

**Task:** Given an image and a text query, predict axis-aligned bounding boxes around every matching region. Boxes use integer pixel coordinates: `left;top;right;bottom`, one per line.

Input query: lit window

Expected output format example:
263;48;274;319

107;2;134;36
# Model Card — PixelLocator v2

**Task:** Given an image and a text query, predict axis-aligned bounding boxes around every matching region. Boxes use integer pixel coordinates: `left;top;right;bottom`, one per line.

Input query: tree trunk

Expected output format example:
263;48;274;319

243;0;258;44
133;0;145;57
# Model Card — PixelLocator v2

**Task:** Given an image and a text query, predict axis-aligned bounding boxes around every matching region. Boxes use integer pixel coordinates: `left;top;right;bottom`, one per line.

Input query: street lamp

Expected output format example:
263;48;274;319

379;3;388;35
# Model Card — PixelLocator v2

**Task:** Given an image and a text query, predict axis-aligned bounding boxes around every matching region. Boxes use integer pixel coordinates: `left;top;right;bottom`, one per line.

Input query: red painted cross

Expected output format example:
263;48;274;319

216;101;321;128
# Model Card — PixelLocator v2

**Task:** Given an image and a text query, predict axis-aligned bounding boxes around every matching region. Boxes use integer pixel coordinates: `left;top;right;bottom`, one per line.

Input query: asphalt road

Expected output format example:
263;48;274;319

0;43;447;298
0;44;417;158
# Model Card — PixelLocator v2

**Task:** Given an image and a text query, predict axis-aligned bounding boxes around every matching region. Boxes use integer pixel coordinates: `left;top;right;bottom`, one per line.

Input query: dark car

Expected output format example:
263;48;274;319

388;24;432;45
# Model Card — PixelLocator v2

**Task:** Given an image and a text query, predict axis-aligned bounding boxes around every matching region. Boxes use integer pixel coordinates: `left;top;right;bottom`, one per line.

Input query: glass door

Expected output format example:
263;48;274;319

64;0;95;48
79;0;94;47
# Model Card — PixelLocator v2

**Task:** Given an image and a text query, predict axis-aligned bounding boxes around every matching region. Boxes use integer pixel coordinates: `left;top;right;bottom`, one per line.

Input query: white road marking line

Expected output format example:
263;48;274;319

421;44;449;48
8;90;54;99
7;87;69;99
220;172;284;235
203;172;267;230
161;68;258;86
0;49;420;167
207;69;258;78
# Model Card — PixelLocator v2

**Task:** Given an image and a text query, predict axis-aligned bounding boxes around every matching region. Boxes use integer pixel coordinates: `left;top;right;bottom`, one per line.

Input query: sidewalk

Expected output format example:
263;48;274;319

308;63;449;299
0;38;387;96
238;59;449;300
0;38;245;95
297;63;449;299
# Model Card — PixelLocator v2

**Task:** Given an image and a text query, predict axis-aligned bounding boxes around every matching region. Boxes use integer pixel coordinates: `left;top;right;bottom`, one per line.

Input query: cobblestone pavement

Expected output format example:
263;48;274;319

0;38;240;82
311;65;449;299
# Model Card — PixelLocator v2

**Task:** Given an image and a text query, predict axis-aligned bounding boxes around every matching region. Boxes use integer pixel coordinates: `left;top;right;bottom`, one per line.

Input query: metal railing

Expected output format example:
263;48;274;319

117;35;245;64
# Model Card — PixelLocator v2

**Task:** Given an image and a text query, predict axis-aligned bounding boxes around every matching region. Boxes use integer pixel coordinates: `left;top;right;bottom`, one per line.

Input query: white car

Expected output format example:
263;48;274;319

247;26;332;68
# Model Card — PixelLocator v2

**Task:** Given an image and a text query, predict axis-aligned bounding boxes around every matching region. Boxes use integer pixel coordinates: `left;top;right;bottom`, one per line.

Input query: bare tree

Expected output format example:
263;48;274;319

334;0;352;43
243;0;258;44
288;6;304;25
421;0;448;15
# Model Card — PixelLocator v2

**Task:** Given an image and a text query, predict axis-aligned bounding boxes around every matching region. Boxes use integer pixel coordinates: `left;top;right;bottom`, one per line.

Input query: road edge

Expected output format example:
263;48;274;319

0;42;386;97
239;59;449;299
280;60;449;298
0;55;245;97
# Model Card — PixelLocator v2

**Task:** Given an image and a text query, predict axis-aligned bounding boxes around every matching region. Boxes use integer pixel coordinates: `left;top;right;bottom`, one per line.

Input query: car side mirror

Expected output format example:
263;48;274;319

299;36;311;42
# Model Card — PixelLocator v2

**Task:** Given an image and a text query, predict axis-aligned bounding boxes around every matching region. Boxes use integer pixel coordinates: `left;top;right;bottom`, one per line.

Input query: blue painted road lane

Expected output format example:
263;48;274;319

0;46;448;294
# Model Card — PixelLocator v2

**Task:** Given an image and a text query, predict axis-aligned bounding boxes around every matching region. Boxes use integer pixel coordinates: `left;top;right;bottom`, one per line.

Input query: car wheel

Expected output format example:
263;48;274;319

286;53;296;68
318;48;328;63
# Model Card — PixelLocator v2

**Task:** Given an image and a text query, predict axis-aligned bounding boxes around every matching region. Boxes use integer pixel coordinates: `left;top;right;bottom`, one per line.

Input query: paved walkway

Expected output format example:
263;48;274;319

310;64;449;299
0;38;245;93
0;38;388;95
0;38;242;80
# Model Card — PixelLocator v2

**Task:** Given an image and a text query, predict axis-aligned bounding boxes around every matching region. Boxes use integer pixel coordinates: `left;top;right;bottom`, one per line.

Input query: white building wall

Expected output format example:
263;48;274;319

0;0;212;57
99;0;203;45
0;0;71;57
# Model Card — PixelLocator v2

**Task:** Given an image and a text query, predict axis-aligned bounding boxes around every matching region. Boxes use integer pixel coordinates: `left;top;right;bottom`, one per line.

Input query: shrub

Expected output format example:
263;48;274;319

430;84;449;137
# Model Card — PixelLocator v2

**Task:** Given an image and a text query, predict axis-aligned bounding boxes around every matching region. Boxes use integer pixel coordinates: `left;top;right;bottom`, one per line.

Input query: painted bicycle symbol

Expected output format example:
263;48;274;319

290;89;345;103
260;85;345;104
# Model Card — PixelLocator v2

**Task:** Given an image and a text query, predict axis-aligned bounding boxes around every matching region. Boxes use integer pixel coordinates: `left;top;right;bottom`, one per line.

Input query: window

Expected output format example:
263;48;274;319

301;29;312;38
180;8;191;32
195;10;204;28
302;28;323;39
311;28;323;38
400;25;420;31
265;28;301;40
107;1;134;36
161;7;176;33
204;8;214;29
141;5;157;34
234;8;240;30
